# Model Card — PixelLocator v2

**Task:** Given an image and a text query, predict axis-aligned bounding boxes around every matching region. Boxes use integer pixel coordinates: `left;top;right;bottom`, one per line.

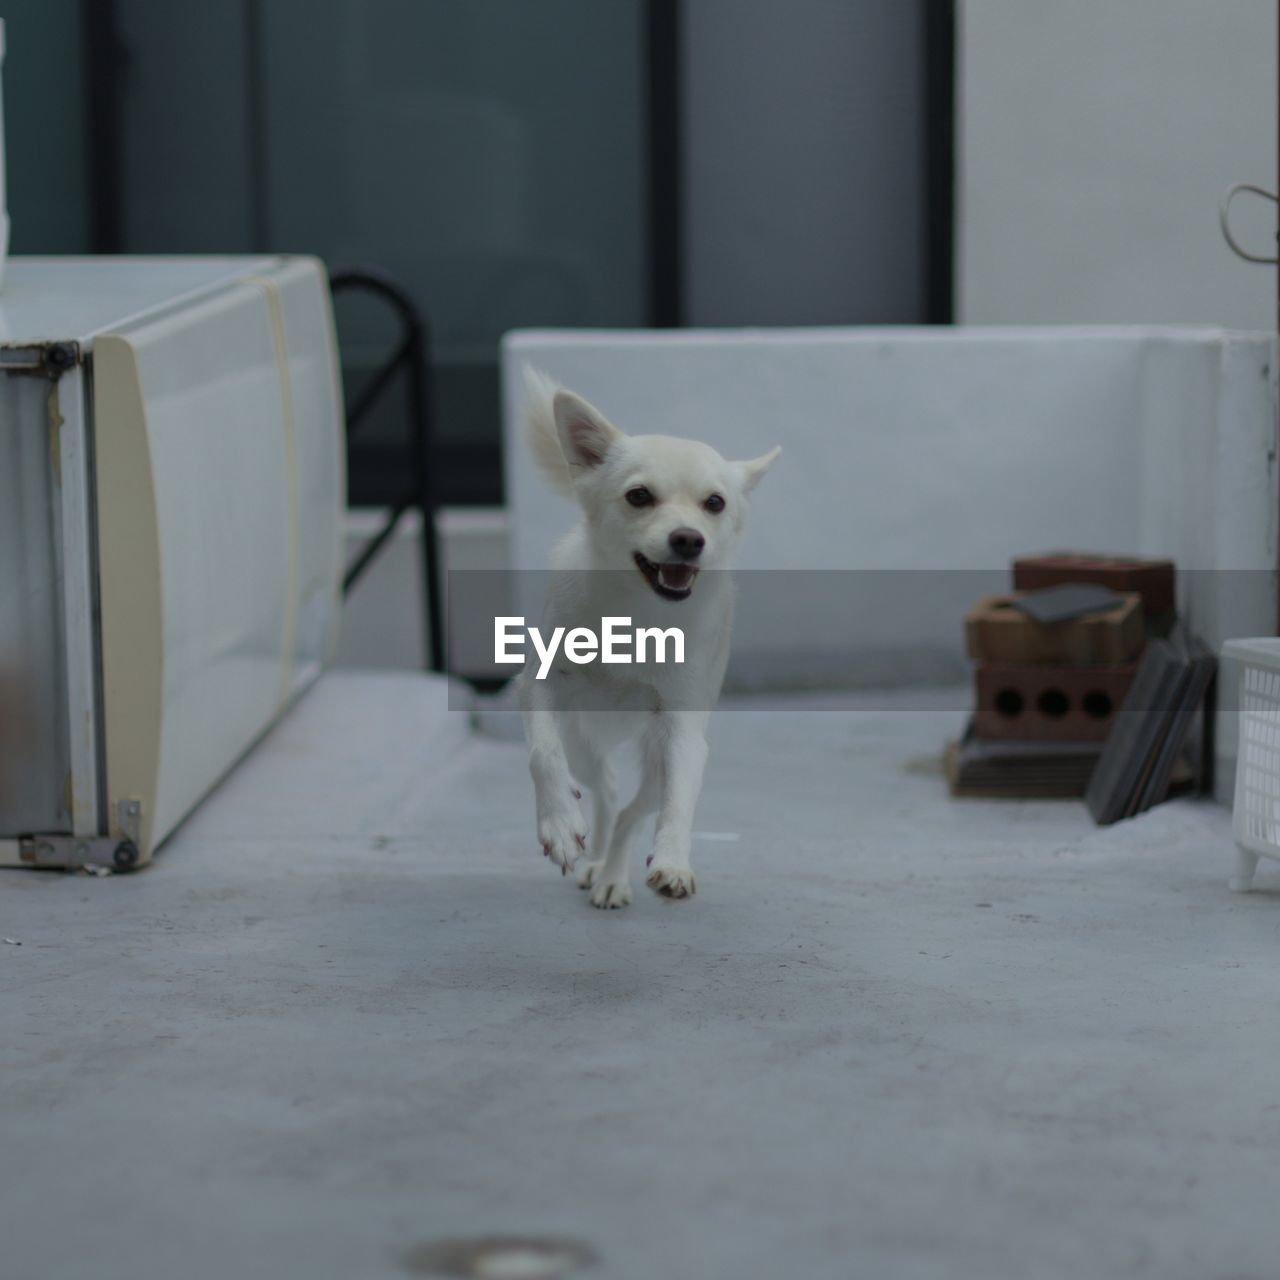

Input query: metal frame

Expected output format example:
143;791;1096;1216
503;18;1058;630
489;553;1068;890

243;0;271;251
53;364;105;837
0;346;101;843
0;346;118;869
330;266;444;673
646;0;683;328
923;0;956;325
83;0;124;253
11;798;140;872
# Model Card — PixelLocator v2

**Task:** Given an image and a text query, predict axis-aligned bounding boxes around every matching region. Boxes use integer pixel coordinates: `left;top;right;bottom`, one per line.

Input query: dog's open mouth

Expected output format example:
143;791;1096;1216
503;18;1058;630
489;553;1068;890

634;552;699;601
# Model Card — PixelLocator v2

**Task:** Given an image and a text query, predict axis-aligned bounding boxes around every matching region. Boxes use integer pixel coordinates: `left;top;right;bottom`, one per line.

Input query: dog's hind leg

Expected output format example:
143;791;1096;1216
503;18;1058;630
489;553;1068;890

564;735;619;892
644;711;709;900
581;764;659;910
520;675;587;875
574;763;618;894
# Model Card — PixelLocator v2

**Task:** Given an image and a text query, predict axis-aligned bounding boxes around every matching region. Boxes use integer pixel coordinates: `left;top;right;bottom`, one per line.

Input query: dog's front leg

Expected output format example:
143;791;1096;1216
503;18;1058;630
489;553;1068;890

519;674;587;875
645;711;709;900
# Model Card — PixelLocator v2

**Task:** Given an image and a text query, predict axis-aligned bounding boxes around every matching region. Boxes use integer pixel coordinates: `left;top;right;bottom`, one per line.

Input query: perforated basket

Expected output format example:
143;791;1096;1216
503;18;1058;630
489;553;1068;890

1224;638;1280;889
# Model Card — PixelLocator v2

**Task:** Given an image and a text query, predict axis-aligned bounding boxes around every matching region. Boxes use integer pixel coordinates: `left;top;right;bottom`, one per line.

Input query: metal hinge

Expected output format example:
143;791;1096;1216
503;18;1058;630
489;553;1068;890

18;799;143;872
0;341;81;378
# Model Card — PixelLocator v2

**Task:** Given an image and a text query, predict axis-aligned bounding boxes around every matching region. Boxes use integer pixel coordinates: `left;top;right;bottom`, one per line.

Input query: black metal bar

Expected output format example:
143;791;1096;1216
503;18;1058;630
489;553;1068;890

343;336;412;436
646;0;683;326
83;0;125;252
330;267;444;673
342;497;413;594
404;300;442;674
243;0;270;249
923;0;956;325
347;439;501;508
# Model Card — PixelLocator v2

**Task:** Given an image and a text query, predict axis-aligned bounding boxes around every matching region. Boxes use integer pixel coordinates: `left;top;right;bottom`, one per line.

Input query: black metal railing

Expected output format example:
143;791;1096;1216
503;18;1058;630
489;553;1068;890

331;266;444;672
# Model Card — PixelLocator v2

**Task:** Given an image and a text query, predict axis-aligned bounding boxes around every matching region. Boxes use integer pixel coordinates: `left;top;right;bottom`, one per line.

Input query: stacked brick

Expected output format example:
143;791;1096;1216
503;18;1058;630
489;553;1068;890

966;554;1176;744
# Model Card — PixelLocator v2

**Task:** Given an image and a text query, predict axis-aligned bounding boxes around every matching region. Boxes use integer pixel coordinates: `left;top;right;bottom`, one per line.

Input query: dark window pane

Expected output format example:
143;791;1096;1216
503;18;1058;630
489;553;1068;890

109;0;648;503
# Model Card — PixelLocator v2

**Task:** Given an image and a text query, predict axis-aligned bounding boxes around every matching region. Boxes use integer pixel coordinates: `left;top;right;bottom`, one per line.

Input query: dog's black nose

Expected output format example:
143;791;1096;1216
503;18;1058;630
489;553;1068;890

668;527;705;559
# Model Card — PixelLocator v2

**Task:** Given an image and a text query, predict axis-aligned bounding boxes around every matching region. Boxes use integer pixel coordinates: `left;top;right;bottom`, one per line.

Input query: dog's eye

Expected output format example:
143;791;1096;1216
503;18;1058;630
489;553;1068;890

625;487;654;508
704;493;726;514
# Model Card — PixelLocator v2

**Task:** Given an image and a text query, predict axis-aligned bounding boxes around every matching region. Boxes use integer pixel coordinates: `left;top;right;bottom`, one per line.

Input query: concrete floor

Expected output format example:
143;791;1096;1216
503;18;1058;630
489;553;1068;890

4;673;1278;1280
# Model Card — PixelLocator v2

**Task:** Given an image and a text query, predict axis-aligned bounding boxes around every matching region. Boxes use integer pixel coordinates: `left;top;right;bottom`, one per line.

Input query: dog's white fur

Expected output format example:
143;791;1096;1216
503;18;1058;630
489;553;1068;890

519;368;780;908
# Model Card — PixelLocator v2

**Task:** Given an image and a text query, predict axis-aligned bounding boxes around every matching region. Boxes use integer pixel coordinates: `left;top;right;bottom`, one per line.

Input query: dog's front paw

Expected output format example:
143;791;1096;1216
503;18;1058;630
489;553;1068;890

588;878;632;909
578;862;631;908
537;802;587;876
645;858;697;900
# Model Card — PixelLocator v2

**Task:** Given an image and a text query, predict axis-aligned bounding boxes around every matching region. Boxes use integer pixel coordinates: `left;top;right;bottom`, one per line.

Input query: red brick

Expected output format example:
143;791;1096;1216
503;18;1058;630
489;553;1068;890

966;592;1144;665
1012;552;1175;617
973;662;1138;742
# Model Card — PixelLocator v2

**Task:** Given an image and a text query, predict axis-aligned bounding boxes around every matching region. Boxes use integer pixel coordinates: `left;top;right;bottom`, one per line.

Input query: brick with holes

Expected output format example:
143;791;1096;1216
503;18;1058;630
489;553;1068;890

973;662;1139;741
965;592;1144;666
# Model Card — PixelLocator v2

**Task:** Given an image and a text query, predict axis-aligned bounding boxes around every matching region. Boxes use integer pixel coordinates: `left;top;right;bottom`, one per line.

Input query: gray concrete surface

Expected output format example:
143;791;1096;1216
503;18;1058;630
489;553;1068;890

3;673;1278;1280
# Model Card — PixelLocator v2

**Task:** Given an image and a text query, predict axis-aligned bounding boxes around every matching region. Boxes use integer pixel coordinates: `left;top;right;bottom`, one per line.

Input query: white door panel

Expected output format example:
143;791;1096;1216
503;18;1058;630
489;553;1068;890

94;263;344;858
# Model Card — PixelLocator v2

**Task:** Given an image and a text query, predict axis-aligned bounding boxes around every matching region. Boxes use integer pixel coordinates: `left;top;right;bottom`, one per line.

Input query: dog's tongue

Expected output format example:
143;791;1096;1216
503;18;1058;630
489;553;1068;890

658;563;696;590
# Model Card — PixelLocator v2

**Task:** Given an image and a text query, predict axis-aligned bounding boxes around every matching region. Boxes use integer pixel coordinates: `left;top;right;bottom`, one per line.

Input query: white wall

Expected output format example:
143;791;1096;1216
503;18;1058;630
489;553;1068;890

337;512;427;671
958;0;1277;329
502;326;1277;792
504;328;1275;573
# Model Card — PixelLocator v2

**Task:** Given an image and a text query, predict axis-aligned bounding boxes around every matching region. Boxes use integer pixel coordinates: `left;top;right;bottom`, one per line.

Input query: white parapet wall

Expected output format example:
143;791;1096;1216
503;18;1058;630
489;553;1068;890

502;326;1278;796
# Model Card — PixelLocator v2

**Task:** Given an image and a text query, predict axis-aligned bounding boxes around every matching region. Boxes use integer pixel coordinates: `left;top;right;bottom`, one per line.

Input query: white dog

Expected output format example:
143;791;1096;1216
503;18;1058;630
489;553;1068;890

519;369;779;908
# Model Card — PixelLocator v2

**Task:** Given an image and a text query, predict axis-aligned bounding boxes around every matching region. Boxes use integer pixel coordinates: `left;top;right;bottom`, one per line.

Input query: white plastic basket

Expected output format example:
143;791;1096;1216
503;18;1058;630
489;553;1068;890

1224;637;1280;890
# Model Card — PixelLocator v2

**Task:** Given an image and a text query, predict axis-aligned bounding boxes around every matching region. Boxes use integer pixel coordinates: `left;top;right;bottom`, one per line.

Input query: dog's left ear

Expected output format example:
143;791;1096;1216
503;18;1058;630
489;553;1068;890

737;446;782;493
553;390;625;473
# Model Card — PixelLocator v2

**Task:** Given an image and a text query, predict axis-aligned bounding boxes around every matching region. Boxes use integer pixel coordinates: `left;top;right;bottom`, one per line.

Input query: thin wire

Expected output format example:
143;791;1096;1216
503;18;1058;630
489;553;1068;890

1220;182;1280;265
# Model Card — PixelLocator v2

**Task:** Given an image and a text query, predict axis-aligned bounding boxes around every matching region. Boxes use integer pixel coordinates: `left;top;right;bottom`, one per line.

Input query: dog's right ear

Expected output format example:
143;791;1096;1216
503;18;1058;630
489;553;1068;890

553;390;624;473
737;445;782;493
